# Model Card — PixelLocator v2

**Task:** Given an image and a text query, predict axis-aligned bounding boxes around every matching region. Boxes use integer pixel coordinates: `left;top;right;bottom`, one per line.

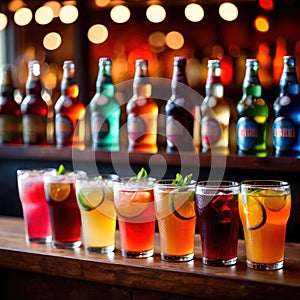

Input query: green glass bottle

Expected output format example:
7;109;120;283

236;59;269;156
201;59;230;154
90;57;120;151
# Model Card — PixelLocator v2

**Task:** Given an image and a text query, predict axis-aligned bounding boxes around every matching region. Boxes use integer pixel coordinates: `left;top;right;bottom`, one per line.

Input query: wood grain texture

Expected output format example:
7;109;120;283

1;217;300;299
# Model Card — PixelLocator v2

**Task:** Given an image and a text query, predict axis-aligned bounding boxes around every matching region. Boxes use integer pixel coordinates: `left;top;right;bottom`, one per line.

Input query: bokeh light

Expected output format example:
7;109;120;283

8;0;25;12
148;31;166;53
44;1;62;18
43;32;62;50
110;5;131;23
95;0;110;7
219;2;238;21
185;3;204;22
87;24;109;44
14;7;33;26
146;5;166;23
165;31;184;50
254;15;269;32
35;6;54;25
0;13;8;31
59;4;78;24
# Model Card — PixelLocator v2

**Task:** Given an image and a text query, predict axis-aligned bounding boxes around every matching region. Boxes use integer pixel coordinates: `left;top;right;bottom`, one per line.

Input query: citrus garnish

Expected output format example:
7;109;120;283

264;190;286;211
116;190;150;218
77;187;104;211
56;164;66;175
129;167;148;181
243;195;267;230
48;183;71;202
169;192;195;221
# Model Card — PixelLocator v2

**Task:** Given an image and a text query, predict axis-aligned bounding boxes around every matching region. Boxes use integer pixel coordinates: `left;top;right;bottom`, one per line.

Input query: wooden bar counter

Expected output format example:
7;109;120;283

1;217;300;299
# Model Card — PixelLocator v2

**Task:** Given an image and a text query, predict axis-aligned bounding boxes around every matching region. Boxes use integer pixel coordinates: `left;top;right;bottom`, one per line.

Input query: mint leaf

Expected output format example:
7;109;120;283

56;164;66;175
129;167;148;181
172;173;193;191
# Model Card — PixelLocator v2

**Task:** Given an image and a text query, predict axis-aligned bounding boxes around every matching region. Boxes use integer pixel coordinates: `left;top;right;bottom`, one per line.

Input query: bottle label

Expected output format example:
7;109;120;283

0;115;22;143
201;116;221;147
236;117;258;151
166;116;184;146
91;112;109;142
127;115;146;143
55;114;73;145
273;117;295;151
22;114;47;144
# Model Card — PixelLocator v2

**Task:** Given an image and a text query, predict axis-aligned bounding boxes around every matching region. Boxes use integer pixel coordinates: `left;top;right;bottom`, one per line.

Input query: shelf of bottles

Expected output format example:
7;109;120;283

0;54;300;173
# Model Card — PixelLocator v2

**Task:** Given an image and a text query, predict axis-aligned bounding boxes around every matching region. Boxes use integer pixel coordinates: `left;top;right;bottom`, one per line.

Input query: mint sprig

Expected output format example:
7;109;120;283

130;167;148;181
56;164;66;175
172;173;193;191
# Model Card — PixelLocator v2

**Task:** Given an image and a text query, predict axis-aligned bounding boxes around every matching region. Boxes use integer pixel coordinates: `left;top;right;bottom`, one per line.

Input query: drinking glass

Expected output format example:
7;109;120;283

17;168;54;243
44;170;84;249
154;179;196;261
239;180;291;270
114;177;156;258
75;174;119;253
195;180;240;266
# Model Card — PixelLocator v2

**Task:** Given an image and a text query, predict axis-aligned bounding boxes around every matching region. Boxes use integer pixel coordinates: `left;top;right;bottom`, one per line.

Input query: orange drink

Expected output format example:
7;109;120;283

239;180;291;270
114;177;156;258
75;174;119;253
154;180;196;261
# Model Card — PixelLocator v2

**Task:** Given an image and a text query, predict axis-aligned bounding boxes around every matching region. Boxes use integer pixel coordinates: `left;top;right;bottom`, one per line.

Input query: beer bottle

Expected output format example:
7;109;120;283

236;59;269;156
165;56;195;152
0;65;22;144
272;55;300;157
90;57;120;151
54;60;85;149
201;59;230;154
126;59;158;153
20;60;48;145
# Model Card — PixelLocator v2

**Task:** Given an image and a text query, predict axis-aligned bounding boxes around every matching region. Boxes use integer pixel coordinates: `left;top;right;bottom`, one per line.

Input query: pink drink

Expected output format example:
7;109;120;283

17;169;53;243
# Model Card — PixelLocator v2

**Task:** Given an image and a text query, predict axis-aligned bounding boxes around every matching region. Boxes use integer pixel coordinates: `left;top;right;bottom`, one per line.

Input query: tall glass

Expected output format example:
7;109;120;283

195;181;240;266
154;179;196;261
114;177;156;258
17;169;53;243
239;180;291;270
75;174;119;253
44;171;83;249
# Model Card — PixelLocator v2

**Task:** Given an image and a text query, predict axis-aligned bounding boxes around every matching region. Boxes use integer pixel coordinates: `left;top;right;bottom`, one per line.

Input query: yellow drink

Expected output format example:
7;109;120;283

75;174;118;253
239;180;291;270
154;180;196;261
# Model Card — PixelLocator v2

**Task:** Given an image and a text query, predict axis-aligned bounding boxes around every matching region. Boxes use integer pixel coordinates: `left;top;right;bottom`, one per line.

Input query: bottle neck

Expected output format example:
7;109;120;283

242;67;262;98
26;74;42;96
0;70;14;95
279;65;299;96
133;66;151;98
96;65;114;97
171;65;187;97
205;67;224;98
61;68;79;98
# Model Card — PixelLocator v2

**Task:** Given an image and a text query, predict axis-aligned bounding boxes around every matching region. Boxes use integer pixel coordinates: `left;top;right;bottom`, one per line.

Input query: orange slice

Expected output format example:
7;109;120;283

48;183;71;202
169;191;195;221
244;195;267;230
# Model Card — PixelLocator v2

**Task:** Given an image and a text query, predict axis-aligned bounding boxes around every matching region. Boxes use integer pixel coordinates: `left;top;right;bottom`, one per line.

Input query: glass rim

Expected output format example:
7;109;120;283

75;173;119;181
154;179;197;187
17;168;56;176
240;180;290;188
197;180;240;188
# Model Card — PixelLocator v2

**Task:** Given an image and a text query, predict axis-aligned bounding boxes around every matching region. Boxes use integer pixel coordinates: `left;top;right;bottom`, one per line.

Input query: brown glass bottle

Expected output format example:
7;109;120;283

20;60;48;145
126;59;158;153
165;56;195;152
0;65;22;144
54;60;85;149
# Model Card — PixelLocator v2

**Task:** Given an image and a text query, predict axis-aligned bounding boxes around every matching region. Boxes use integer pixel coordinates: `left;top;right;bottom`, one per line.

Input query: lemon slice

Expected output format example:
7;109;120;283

244;196;267;230
48;183;71;202
168;191;195;221
116;190;150;218
77;187;104;211
264;195;286;211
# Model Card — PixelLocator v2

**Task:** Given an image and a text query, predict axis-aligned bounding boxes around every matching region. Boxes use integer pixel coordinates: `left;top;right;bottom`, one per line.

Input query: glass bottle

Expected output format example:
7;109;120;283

126;59;158;153
90;57;120;151
201;59;230;154
54;60;85;149
20;60;48;145
236;59;269;156
165;56;195;152
272;55;300;157
0;64;22;144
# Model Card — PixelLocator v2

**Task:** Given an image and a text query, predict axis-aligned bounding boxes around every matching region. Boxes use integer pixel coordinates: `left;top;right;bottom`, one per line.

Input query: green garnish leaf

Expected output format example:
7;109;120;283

172;173;193;191
130;167;148;181
56;164;66;175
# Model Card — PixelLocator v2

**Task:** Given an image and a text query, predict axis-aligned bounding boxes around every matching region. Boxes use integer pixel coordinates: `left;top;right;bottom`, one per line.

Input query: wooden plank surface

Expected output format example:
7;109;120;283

1;217;300;299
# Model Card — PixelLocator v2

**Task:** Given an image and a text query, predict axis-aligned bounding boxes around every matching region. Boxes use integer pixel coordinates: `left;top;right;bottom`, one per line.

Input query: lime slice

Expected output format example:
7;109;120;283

264;194;286;211
116;190;150;218
244;196;267;230
77;187;104;211
48;183;71;202
168;192;195;221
